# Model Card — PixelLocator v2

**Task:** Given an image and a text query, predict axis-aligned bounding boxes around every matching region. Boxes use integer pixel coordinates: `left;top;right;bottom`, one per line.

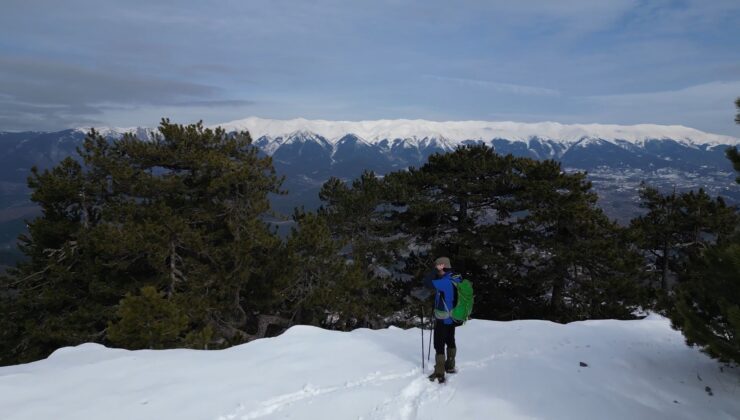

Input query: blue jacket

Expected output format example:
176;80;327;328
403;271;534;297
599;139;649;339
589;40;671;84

425;271;461;325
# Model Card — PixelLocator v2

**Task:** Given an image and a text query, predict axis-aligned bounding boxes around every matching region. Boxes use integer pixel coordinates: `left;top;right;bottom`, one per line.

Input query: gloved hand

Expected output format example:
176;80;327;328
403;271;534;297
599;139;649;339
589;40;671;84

410;286;433;301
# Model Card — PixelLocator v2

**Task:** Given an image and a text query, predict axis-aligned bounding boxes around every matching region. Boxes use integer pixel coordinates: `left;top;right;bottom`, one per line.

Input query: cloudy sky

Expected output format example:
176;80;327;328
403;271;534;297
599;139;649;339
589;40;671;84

1;0;739;135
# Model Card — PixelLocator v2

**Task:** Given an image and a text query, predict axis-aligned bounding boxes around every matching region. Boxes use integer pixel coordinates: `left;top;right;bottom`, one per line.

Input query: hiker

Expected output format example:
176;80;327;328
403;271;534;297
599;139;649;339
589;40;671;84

425;256;461;383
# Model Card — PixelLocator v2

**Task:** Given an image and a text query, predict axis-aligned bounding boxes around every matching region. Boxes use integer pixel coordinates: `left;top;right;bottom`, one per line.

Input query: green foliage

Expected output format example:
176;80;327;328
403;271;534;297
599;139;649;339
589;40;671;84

671;237;740;364
319;171;402;270
506;157;643;321
665;100;740;364
107;286;188;349
277;210;389;329
1;119;285;364
728;146;740;184
184;325;215;349
386;146;534;319
630;185;738;291
730;97;740;183
319;145;645;323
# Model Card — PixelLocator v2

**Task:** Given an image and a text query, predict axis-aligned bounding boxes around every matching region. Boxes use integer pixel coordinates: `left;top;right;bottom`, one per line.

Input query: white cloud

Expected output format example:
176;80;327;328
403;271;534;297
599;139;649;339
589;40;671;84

423;75;560;96
583;81;740;135
586;81;740;108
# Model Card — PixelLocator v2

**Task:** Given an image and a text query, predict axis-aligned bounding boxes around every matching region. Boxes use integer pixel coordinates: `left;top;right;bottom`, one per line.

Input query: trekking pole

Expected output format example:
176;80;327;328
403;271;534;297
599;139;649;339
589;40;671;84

421;305;425;372
427;305;433;363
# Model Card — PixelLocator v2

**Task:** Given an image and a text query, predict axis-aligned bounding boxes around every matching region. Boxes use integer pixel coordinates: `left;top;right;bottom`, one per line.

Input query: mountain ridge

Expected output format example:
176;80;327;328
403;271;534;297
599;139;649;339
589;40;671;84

215;116;740;147
65;117;740;150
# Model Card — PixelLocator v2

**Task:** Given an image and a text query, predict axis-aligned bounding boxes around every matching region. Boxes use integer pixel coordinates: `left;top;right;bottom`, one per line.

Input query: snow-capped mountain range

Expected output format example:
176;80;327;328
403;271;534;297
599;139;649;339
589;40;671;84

216;116;739;150
75;117;739;159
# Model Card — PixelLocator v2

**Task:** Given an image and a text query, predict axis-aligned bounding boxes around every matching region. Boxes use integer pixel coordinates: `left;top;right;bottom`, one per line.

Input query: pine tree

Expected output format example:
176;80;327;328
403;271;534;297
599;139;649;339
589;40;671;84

729;147;740;184
728;97;740;183
513;159;643;321
277;210;388;330
1;120;285;364
671;240;740;363
629;186;682;291
666;98;740;364
383;145;530;320
107;286;188;349
320;144;645;322
1;157;108;363
629;185;737;291
318;171;402;272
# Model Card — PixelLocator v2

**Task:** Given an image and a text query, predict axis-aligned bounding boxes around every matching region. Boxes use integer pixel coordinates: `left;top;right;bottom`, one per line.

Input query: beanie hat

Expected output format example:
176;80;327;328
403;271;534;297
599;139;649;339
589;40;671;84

434;257;451;269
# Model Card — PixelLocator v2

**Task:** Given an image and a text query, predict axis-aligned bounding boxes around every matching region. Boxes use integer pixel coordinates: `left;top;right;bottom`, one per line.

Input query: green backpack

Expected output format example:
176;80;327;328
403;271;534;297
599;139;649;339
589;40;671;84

451;277;474;325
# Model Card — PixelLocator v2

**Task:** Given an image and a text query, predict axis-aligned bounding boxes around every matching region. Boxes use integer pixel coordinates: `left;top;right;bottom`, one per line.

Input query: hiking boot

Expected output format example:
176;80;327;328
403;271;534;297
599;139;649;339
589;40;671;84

428;353;446;382
445;347;457;374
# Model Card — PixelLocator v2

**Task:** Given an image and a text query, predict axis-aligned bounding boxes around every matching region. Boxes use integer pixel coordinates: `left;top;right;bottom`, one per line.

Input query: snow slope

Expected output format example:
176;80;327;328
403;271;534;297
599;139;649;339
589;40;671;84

1;314;739;420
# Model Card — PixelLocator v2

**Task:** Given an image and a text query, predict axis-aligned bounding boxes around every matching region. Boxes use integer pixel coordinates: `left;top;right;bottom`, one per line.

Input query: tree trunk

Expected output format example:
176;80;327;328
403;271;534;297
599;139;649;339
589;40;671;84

661;239;669;290
551;275;564;318
212;314;291;344
457;197;468;234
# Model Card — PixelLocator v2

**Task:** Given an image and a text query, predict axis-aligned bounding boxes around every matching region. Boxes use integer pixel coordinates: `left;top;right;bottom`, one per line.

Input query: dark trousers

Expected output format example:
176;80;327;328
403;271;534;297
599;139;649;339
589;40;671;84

433;320;456;355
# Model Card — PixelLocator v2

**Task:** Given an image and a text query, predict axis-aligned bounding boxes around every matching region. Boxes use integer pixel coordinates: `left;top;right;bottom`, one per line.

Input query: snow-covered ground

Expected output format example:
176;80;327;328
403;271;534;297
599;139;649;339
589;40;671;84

1;314;739;420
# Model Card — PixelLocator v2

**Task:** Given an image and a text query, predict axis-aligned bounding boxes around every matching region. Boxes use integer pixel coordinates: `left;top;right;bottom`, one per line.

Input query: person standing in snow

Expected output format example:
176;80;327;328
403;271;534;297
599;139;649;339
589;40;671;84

424;256;461;383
